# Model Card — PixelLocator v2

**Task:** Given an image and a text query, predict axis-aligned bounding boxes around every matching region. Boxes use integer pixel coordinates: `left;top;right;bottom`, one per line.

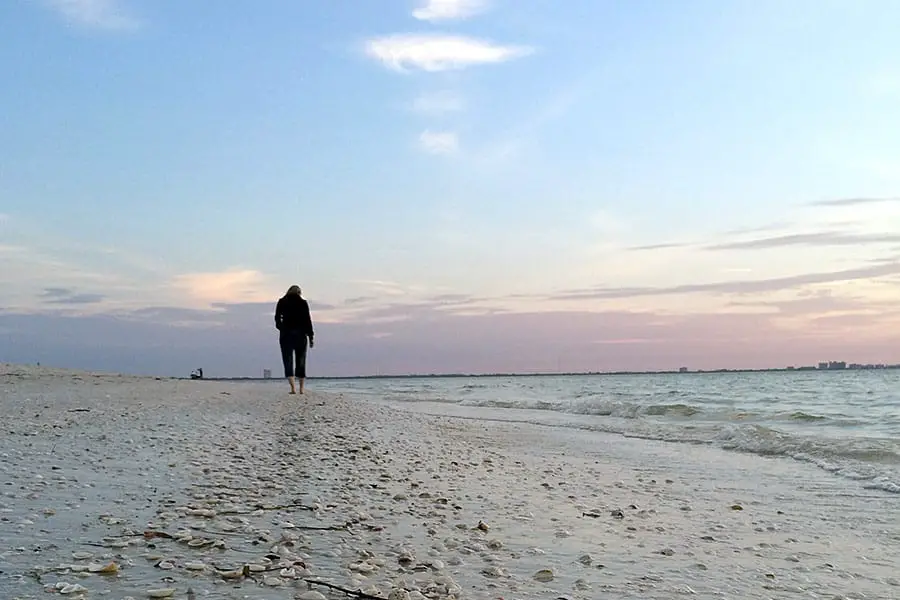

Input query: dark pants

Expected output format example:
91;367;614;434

279;329;308;378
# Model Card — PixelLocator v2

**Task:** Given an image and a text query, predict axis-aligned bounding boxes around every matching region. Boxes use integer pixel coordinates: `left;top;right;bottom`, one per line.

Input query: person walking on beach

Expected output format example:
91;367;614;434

274;285;315;395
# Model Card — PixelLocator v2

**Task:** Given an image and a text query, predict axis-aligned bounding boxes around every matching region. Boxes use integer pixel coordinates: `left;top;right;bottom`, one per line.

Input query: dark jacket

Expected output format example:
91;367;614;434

275;294;314;337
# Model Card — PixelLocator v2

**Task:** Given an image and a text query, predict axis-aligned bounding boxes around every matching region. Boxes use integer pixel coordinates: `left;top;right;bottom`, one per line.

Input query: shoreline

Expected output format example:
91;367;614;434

187;364;900;381
2;365;898;599
9;362;900;382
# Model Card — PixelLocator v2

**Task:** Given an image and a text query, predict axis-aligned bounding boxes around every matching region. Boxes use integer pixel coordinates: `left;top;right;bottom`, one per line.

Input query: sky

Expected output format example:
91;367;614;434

3;0;900;377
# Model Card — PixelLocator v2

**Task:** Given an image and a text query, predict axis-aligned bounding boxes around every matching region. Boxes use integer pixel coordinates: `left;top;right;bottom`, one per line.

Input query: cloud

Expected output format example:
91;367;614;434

428;293;472;303
707;231;900;251
412;0;489;22
50;293;106;305
411;91;465;115
40;287;105;305
170;269;277;306
628;242;689;251
478;73;595;164
728;290;883;317
44;0;139;30
587;209;628;236
348;280;418;297
344;296;377;306
808;197;900;208
552;261;900;301
40;288;72;299
364;34;532;72
419;130;459;155
418;130;459;155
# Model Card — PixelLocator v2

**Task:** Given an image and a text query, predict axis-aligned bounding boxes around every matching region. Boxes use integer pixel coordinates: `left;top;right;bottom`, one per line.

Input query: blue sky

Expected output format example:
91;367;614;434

3;0;900;377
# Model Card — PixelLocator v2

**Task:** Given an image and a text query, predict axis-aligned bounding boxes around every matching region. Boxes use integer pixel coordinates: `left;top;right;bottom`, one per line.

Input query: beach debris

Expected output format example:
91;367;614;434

610;509;625;519
476;520;489;532
533;568;555;582
304;579;387;599
730;504;744;511
55;582;89;594
574;578;591;590
146;589;176;598
87;561;119;574
480;566;507;578
578;554;592;565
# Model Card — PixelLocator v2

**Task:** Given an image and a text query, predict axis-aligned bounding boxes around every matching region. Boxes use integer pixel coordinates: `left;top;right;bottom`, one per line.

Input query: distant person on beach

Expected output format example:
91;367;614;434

274;285;315;395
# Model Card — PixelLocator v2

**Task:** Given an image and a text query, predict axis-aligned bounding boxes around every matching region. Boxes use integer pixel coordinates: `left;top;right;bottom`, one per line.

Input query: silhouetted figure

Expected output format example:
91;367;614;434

274;285;315;394
190;368;204;380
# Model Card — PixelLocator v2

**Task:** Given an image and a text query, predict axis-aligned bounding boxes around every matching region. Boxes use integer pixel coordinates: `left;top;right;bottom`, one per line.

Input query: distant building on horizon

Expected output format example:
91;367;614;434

263;369;272;379
818;361;847;370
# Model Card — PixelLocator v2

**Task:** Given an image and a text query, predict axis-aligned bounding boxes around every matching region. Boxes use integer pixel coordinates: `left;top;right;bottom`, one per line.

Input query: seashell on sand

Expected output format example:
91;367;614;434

87;561;119;574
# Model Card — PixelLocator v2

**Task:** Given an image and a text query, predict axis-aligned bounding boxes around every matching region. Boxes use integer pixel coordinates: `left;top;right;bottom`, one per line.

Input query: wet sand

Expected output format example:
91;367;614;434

1;364;898;600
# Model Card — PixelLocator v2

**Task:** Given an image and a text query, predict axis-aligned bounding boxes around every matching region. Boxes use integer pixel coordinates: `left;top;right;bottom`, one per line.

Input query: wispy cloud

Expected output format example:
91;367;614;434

552;261;900;301
364;34;532;72
44;0;139;31
412;0;490;22
478;73;595;164
628;242;689;252
42;289;106;305
411;91;465;115
808;197;900;208
418;130;459;154
707;231;900;251
728;290;882;317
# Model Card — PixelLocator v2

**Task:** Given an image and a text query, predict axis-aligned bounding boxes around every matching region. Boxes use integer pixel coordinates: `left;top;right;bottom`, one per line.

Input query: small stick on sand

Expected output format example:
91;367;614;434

219;502;316;515
292;521;355;531
304;579;387;600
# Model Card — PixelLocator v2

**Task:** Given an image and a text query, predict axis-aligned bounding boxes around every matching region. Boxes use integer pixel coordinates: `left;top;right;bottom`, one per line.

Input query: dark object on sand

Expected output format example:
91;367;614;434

190;368;204;380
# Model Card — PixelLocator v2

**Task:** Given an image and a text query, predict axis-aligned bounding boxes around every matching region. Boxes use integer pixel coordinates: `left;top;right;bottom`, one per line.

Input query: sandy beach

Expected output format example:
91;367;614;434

2;364;898;600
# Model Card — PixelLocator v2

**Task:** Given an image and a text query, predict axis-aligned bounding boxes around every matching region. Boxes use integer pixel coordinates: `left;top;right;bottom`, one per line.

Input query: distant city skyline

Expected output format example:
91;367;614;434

3;1;900;377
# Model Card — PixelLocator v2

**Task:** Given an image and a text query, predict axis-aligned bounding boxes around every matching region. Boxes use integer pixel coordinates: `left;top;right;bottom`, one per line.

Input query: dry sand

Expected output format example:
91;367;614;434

1;364;898;600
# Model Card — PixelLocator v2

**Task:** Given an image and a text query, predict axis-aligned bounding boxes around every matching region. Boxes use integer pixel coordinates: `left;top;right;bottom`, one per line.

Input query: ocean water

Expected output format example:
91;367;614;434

313;370;900;494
